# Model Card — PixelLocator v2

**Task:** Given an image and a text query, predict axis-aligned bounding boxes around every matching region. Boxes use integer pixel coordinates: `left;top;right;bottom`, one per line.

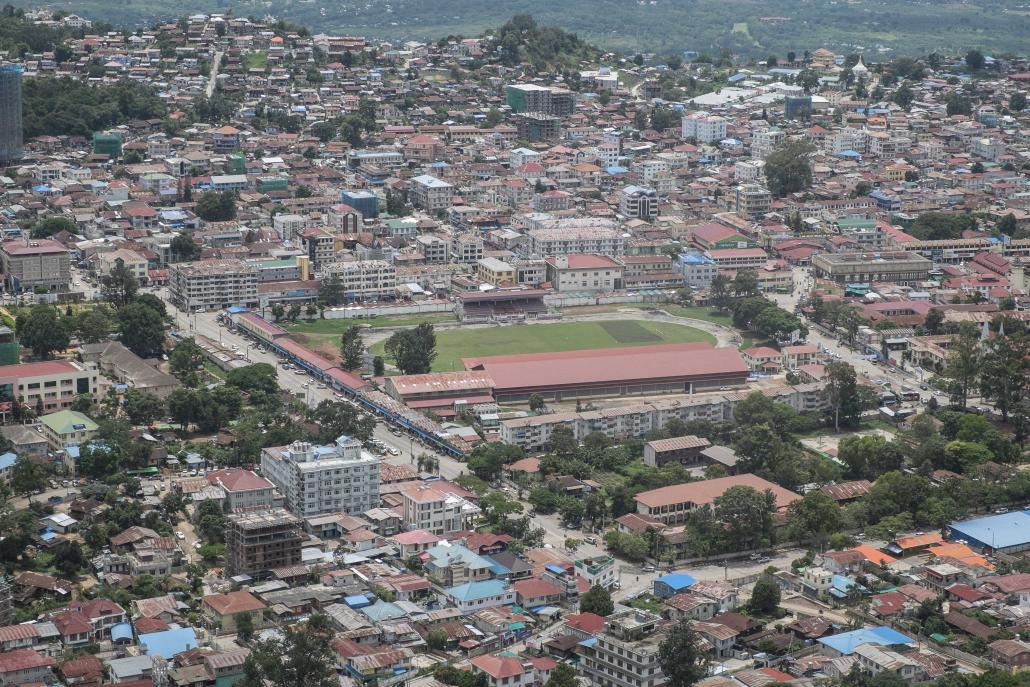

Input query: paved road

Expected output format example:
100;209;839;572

205;50;223;98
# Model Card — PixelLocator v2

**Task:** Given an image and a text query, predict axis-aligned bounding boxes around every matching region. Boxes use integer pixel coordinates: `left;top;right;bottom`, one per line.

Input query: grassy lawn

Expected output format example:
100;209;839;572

284;314;457;356
560;303;735;327
371;319;715;372
243;51;268;70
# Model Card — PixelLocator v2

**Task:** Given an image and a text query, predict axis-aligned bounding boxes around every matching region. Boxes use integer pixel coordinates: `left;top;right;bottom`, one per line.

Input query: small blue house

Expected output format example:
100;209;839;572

654;572;697;599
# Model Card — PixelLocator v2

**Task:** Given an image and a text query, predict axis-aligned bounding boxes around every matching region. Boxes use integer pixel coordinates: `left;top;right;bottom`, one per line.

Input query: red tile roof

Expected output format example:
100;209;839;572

634;473;800;511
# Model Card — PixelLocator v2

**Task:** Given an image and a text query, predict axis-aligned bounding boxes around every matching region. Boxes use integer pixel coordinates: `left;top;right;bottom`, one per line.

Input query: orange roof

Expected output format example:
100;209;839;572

927;543;995;570
894;532;943;550
851;545;897;566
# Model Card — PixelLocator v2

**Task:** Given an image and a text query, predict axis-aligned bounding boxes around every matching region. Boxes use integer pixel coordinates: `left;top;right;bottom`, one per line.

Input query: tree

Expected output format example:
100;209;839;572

170;233;202;261
384;323;437;375
19;305;69;359
579;585;614;616
1010;92;1027;112
226;364;279;396
710;274;733;310
340;327;364;371
77;306;115;344
657;620;709;687
764;140;815;197
713;486;776;549
892;84;914;110
372;356;385;376
30;215;75;239
559;498;585;526
980;333;1029;422
824;361;860;431
467;442;522;482
946;95;972;117
528;393;545;412
195;191;237;222
923;308;944;335
11;456;47;495
965;49;985;71
307;400;376;443
236;611;255;641
122;389;163;426
732;270;759;298
838;435;904;480
52;541;84;578
238;614;339;687
544;663;578;687
167;387;200;430
118;302;165;359
70;393;93;413
426;628;449;651
788;491;843;547
748;575;781;615
287;304;301;322
169;337;205;386
943;323;981;409
101;258;139;306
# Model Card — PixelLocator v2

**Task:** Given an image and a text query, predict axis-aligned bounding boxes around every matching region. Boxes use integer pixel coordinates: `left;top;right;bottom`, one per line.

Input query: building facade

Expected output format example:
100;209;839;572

261;437;381;518
168;259;259;311
225;509;303;578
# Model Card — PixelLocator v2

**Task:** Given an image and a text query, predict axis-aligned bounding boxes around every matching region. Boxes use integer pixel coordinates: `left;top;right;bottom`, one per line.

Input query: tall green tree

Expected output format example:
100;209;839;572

118;302;165;358
170;233;202;261
943;323;981;409
340;327;364;371
123;389;165;426
579;585;614;616
384;323;437;374
824;361;860;431
19;305;70;359
101;258;139;306
11;456;47;495
764;140;815;197
748;575;781;615
238;614;339;687
980;333;1029;422
658;620;709;687
169;337;205;386
544;664;578;687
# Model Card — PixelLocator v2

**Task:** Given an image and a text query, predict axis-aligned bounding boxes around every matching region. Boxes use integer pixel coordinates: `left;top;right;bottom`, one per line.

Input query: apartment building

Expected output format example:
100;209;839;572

409;174;454;213
681;113;727;143
321;260;397;301
580;610;666;687
96;249;149;286
168;259;258;311
0;239;71;293
476;257;517;286
225;509;303;578
733;184;772;219
401;483;480;536
619;185;659;220
544;254;624;292
812;251;933;286
751;128;785;159
206;469;281;512
0;361;98;414
526;226;625;257
452;233;485;263
260;437;381;518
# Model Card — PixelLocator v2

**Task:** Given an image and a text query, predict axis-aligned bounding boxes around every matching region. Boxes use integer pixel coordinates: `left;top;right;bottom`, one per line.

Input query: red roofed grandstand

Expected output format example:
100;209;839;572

463;343;749;403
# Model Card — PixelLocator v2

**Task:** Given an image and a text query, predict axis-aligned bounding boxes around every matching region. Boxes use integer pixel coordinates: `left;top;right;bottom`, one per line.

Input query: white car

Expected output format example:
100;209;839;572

175;531;185;541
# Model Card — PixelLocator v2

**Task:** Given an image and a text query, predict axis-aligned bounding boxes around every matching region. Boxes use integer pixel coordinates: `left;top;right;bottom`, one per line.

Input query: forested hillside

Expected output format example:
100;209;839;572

9;0;1030;57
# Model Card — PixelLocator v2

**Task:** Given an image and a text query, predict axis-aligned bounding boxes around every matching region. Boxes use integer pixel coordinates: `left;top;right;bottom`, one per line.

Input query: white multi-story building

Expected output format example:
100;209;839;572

261;437;381;518
751;127;785;159
526;225;625;257
168;259;258;311
321;260;397;301
619;185;659;220
681;113;727;143
401;483;480;535
581;610;666;687
410;174;454;212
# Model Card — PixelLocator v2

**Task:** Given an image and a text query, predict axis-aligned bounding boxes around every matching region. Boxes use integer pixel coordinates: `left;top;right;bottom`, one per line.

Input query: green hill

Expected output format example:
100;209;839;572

13;0;1030;57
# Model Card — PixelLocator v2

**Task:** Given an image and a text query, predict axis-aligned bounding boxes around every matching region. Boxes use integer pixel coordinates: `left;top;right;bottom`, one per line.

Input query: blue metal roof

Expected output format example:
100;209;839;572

817;626;914;655
139;627;198;658
656;572;697;590
111;623;134;642
0;452;16;471
948;511;1030;550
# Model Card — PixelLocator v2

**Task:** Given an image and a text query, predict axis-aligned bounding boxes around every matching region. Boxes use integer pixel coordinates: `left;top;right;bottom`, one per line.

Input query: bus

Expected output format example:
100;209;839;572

899;386;920;402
